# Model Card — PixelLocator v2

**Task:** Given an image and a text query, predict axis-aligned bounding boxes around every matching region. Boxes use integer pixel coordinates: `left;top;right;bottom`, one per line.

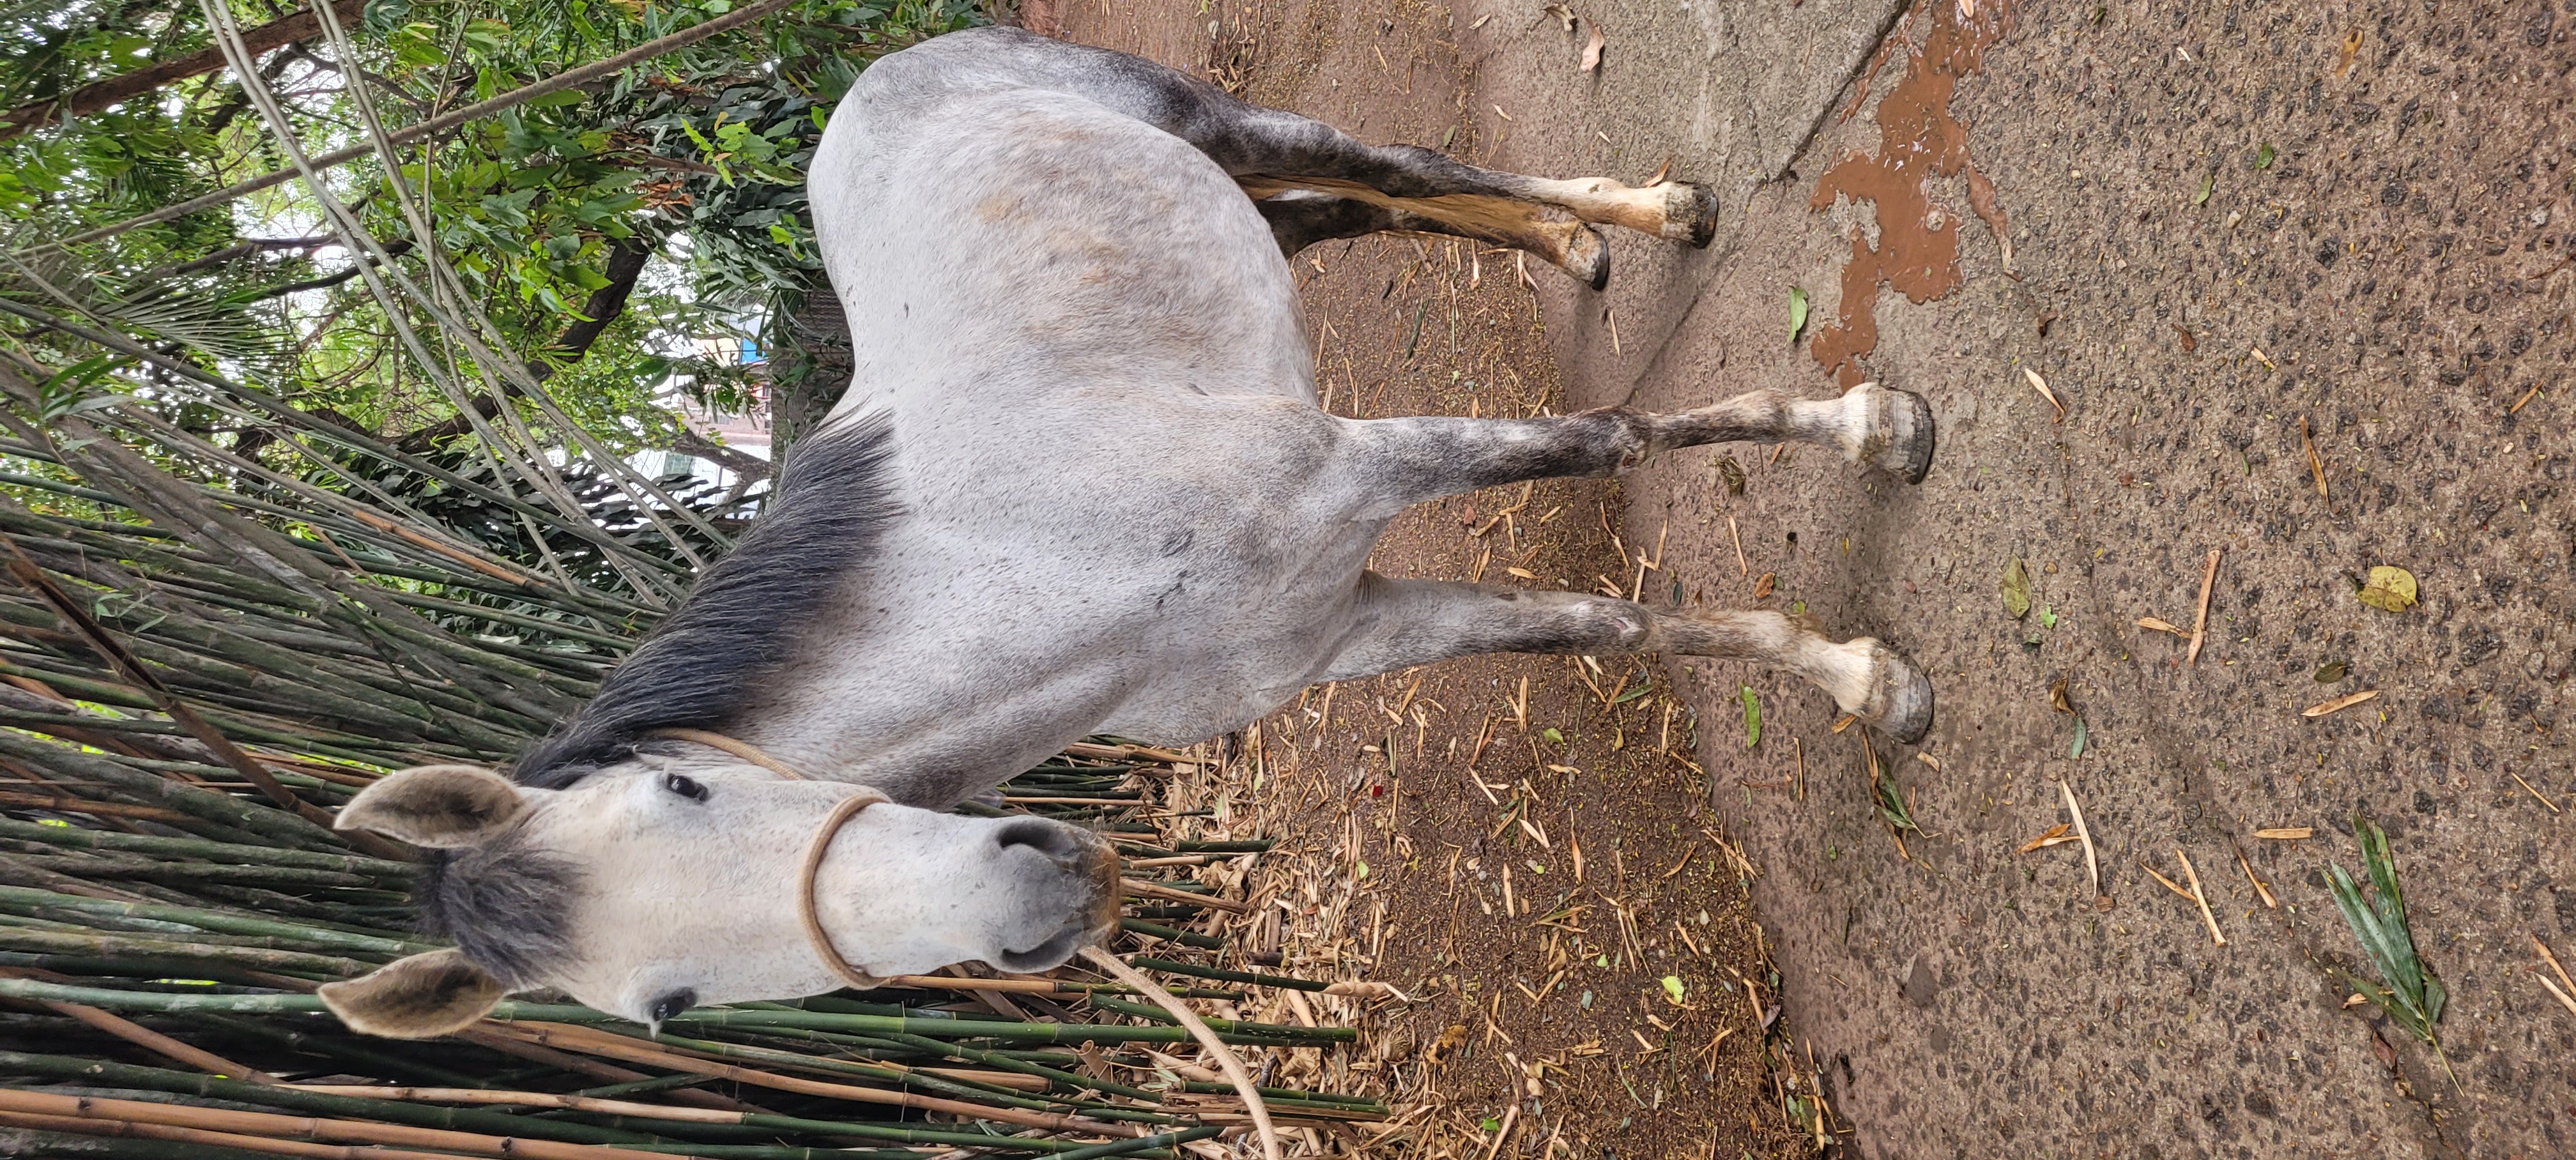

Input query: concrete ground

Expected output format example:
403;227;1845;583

1064;0;2573;1156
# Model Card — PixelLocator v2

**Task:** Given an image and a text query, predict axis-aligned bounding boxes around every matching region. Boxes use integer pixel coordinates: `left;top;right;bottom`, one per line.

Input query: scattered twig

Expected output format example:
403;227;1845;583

2186;548;2221;665
2303;689;2379;718
2174;848;2226;946
2058;779;2099;900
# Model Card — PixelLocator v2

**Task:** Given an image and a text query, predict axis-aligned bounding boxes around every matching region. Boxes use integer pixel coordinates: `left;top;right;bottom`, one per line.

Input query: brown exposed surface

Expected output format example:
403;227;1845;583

1059;1;1819;1155
1061;1;2576;1157
1806;1;2018;387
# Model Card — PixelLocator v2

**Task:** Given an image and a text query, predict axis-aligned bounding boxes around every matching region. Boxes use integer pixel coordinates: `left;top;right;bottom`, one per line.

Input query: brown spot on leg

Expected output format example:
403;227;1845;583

1240;175;1607;287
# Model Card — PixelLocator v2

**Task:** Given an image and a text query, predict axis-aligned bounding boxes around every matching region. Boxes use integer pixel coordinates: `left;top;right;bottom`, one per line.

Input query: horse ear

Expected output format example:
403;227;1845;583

318;949;505;1038
337;765;524;848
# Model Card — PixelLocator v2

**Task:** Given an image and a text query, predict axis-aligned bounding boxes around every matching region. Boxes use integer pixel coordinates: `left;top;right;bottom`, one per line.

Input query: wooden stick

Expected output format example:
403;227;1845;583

2186;548;2221;666
1727;517;1749;576
2174;848;2227;946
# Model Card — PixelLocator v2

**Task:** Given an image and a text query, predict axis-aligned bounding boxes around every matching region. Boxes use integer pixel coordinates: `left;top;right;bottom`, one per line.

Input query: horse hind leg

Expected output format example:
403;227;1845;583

1252;188;1611;287
882;27;1715;285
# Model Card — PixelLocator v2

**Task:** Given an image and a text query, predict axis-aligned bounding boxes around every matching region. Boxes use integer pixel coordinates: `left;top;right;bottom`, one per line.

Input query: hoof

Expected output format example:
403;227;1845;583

1561;224;1611;290
1848;381;1936;484
1853;640;1934;744
1652;180;1721;248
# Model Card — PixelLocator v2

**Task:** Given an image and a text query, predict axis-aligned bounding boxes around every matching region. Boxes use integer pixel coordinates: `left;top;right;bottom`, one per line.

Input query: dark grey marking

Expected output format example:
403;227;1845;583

509;415;900;789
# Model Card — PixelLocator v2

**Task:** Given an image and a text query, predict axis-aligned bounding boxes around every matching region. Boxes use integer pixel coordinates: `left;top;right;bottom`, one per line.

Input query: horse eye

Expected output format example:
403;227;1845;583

663;773;709;802
650;989;696;1023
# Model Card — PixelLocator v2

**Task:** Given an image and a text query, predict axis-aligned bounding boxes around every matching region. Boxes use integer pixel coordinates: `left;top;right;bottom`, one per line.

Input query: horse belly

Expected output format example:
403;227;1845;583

810;83;1315;415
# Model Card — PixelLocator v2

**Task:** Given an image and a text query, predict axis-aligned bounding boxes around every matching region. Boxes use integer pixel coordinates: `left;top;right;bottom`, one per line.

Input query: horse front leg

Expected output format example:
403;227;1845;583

1339;381;1935;516
1319;574;1932;743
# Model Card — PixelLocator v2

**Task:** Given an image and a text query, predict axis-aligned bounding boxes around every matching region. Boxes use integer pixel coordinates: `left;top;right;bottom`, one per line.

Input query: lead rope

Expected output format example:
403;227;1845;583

1081;947;1281;1160
645;728;809;780
650;729;1276;1160
797;790;891;990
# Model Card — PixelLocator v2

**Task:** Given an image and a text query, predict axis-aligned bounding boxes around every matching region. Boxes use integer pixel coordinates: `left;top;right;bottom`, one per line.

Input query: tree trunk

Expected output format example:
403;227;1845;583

769;289;853;465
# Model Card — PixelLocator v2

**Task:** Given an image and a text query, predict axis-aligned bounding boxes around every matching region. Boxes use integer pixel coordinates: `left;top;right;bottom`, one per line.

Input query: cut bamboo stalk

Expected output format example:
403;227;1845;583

477;1021;1151;1138
0;1088;689;1160
0;1109;485;1160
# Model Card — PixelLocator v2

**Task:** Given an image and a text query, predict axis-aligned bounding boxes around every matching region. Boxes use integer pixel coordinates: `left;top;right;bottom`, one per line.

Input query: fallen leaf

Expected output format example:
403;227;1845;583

2369;1029;2396;1071
2039;605;2059;629
1543;3;1574;31
2313;660;2348;683
2069;716;2088;758
2255;142;2276;169
2017;823;2073;854
2172;323;2196;353
2136;616;2185;636
2337;27;2363;77
2023;367;2065;420
2048;675;2074;715
1659;975;1685;1004
2002;558;2032;619
1752;572;1775;599
2303;689;2380;718
2035;309;2058;337
2356;565;2417;613
1579;21;1605;72
2255;827;2314;841
2193;172;2214;206
1717;454;1746;496
1739;685;1761;749
1789;287;1810;345
2250;346;2275;369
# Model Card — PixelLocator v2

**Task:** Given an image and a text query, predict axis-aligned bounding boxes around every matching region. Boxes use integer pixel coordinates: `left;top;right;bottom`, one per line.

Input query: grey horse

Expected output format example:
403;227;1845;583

320;27;1934;1038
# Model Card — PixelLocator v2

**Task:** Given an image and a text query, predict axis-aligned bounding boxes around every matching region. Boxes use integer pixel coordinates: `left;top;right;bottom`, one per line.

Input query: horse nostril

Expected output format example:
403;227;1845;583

994;817;1079;858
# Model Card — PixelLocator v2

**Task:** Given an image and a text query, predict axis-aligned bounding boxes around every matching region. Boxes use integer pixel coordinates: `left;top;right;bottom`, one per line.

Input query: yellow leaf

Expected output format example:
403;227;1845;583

2356;565;2417;612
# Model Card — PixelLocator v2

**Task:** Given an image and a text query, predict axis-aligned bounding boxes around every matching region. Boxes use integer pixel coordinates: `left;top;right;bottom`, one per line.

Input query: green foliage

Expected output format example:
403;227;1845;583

4;0;981;463
2326;811;2445;1048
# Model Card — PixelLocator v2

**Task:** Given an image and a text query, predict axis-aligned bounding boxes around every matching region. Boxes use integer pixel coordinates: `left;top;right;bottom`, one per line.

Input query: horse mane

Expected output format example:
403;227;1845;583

509;413;901;789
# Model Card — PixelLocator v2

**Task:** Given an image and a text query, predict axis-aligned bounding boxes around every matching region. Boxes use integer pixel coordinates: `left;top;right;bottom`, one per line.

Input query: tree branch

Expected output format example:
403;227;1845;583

0;0;369;142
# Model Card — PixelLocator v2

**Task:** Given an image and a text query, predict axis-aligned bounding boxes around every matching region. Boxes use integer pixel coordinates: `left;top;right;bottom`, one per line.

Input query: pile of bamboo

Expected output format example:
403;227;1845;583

0;320;1379;1160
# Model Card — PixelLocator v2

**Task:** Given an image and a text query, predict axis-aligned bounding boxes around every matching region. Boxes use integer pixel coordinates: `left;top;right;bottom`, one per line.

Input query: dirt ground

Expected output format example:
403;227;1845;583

1058;1;2574;1157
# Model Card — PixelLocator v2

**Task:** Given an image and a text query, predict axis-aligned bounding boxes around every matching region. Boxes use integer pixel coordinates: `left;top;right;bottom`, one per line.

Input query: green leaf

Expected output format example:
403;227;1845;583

1739;685;1760;749
2314;660;2348;683
1660;976;1686;1003
2039;604;2058;629
2002;558;2032;619
2193;172;2214;206
1612;682;1652;705
1540;727;1565;744
2069;716;2087;758
1788;287;1809;344
2256;142;2276;169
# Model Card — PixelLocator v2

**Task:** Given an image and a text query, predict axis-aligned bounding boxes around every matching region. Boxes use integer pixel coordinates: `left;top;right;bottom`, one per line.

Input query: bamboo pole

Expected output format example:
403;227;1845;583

0;1090;688;1160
